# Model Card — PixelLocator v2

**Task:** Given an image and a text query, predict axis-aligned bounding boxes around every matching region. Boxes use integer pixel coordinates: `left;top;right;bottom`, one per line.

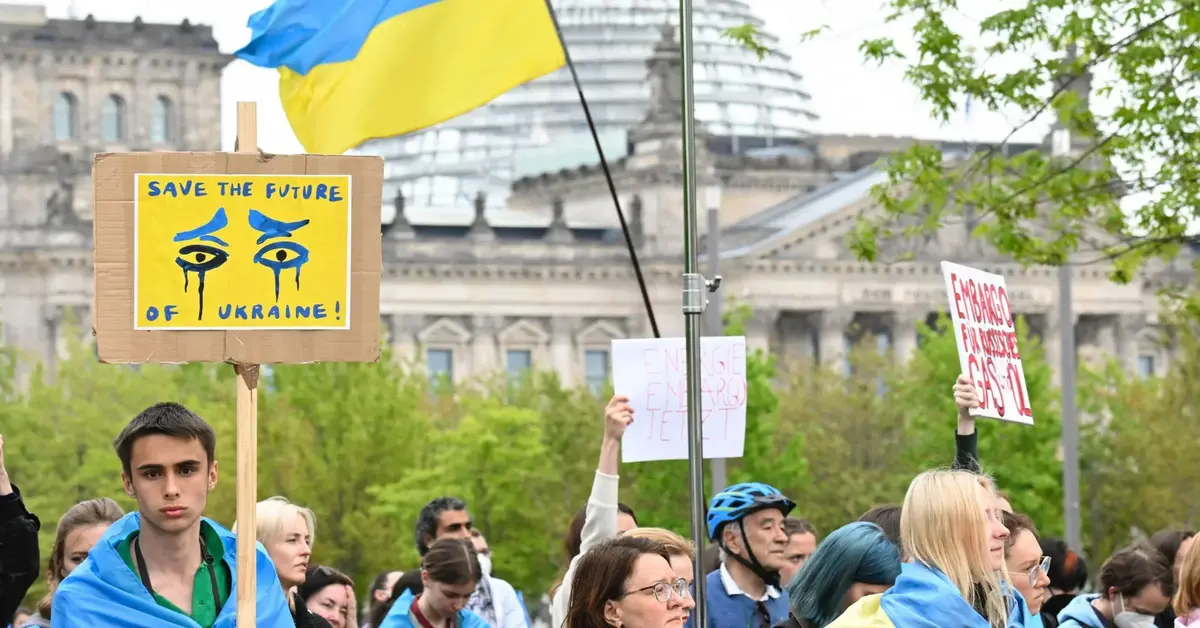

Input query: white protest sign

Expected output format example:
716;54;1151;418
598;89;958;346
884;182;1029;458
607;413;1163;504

941;261;1034;425
611;336;748;463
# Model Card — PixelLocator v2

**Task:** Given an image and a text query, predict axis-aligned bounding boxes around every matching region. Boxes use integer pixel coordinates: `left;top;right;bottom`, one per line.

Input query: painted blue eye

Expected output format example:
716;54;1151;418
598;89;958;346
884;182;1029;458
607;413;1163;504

175;244;229;273
253;241;309;271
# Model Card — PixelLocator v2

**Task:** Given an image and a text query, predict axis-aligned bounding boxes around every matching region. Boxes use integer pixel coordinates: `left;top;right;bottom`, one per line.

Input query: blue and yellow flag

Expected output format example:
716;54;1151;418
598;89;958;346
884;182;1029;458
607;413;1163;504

235;0;567;154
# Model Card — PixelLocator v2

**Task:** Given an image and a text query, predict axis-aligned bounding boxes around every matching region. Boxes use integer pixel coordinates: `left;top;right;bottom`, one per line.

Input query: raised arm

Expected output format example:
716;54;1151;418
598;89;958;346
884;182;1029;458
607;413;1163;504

952;375;982;474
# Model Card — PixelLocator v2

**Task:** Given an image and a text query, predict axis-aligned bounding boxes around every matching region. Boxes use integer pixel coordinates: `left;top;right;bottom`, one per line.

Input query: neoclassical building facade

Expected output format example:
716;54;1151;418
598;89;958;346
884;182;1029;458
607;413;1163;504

0;11;1180;391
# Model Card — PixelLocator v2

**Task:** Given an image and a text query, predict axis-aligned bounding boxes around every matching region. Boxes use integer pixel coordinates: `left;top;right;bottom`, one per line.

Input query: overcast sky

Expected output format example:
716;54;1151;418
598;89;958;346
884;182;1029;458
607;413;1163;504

15;0;1063;154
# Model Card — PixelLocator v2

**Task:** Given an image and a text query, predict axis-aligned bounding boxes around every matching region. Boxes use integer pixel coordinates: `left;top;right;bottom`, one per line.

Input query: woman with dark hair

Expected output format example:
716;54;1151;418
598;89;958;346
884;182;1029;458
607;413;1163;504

19;498;124;628
564;536;692;628
550;395;637;627
299;566;358;628
378;538;489;628
362;571;402;628
368;571;425;628
776;522;900;628
1040;538;1088;624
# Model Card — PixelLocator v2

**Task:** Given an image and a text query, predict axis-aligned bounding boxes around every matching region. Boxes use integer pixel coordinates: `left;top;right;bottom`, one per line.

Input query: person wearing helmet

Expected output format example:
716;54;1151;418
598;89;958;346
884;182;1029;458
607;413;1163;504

685;482;796;628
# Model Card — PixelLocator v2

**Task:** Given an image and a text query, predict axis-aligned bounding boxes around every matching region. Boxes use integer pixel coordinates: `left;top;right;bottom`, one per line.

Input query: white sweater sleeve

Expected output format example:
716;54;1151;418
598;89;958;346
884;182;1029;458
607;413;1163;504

549;470;620;628
487;577;529;628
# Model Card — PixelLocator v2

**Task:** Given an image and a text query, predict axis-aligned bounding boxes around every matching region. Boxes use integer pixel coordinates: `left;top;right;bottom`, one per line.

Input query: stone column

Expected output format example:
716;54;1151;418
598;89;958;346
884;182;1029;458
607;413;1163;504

389;314;423;363
550;316;578;386
470;315;501;376
891;309;923;365
744;308;778;354
1116;313;1146;375
820;310;855;372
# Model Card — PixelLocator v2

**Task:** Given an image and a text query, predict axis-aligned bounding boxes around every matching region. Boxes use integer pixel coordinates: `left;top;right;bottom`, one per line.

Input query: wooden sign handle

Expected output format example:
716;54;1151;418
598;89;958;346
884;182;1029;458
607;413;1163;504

233;101;260;625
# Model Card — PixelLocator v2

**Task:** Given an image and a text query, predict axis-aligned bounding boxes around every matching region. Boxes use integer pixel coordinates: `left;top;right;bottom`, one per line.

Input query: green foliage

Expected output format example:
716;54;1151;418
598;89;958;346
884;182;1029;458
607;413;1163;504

13;305;1181;603
1076;297;1200;561
842;0;1200;279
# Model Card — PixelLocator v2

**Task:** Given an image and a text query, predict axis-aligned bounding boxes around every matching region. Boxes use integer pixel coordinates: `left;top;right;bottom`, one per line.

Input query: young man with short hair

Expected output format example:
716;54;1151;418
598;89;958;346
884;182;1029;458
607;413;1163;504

52;402;292;627
415;497;526;628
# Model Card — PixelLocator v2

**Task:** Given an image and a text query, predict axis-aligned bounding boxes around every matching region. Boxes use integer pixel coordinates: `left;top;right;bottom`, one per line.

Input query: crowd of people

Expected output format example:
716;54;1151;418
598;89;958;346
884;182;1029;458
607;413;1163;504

0;375;1197;628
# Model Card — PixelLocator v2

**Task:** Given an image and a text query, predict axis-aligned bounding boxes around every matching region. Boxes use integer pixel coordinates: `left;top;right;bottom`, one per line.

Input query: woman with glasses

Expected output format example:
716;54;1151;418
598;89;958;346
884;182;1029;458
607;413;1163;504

625;527;698;623
776;522;901;628
565;535;694;628
1001;511;1052;627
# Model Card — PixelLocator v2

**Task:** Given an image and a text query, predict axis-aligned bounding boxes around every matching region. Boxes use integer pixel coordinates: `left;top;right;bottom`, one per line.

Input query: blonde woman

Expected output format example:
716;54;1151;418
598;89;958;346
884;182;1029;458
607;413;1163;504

238;496;330;628
828;469;1012;628
1176;537;1200;626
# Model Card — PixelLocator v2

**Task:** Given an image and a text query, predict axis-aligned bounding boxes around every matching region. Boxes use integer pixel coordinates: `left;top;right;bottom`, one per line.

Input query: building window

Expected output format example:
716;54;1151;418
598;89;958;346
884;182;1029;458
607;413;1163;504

585;349;610;395
427;348;453;385
1137;354;1155;379
151;95;172;143
102;94;126;142
506;349;532;378
53;92;77;140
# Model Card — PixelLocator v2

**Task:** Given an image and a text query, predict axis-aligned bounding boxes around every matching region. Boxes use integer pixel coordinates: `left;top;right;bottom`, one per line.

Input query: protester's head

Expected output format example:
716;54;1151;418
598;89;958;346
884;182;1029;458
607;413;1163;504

248;496;316;589
415;496;472;556
707;482;796;574
786;522;900;628
364;570;402;622
39;497;125;617
12;606;33;627
901;469;1009;628
469;528;493;578
421;538;483;618
1149;528;1195;580
367;570;424;628
1040;537;1088;595
298;565;355;628
565;502;639;560
625;527;698;610
1001;511;1050;615
1176;536;1200;616
565;535;690;628
114;402;217;534
780;517;819;586
1094;543;1174;623
858;504;902;555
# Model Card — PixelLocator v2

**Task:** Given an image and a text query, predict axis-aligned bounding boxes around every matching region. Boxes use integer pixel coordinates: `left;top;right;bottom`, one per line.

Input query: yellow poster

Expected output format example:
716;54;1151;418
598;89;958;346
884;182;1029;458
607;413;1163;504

134;174;351;330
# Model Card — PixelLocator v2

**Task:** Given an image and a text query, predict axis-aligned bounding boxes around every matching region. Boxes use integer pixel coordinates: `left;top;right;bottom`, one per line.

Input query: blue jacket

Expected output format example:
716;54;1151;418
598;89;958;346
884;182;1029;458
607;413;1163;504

380;590;491;628
684;568;789;628
50;512;292;628
1056;594;1104;628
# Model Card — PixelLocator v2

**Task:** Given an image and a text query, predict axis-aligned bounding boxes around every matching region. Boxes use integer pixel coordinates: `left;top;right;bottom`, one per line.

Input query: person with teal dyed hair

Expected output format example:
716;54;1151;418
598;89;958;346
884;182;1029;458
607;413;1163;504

776;522;901;628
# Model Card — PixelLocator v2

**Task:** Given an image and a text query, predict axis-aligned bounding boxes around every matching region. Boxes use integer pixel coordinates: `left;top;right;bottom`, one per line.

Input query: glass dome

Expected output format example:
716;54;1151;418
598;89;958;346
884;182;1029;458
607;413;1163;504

361;0;817;213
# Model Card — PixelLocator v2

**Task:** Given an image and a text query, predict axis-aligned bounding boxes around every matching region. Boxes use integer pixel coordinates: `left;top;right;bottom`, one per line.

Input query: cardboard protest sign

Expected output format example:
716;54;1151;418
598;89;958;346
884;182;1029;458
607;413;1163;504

134;174;351;330
612;336;748;463
941;261;1034;424
93;150;382;364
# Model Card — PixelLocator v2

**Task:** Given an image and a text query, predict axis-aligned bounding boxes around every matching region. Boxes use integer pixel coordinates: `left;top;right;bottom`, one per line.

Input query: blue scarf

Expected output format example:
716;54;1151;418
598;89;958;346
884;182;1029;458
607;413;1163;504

880;562;995;628
50;512;293;628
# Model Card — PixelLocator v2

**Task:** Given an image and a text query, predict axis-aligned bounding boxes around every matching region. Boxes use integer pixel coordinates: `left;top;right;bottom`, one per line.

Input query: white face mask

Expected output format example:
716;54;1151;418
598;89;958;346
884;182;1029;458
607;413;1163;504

477;552;493;578
1113;595;1157;628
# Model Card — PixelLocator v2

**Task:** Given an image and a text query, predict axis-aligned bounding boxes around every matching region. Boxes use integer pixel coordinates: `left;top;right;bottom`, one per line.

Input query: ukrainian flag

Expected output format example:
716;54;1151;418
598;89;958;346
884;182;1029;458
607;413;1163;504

235;0;567;154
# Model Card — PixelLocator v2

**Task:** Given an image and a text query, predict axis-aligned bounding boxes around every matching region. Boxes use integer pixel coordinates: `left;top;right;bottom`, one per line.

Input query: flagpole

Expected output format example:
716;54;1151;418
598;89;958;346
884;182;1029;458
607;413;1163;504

678;0;715;622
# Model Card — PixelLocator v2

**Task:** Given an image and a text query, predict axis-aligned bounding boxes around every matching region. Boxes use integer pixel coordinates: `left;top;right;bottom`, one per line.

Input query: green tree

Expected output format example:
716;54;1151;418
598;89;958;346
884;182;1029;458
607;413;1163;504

1076;302;1200;561
838;1;1200;280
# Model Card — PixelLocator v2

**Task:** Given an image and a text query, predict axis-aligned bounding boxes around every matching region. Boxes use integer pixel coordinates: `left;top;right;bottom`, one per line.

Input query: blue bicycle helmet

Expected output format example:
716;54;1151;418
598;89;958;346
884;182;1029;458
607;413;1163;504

706;482;795;540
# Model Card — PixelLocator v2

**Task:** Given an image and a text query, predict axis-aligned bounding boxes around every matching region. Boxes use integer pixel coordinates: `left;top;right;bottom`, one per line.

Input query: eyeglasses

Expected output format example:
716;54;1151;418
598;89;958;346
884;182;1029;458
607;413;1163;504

1027;556;1051;587
621;578;690;604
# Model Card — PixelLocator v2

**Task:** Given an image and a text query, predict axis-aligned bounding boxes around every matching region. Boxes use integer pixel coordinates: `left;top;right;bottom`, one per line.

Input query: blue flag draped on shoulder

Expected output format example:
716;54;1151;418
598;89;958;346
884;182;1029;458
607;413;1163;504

235;0;568;155
50;512;292;628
